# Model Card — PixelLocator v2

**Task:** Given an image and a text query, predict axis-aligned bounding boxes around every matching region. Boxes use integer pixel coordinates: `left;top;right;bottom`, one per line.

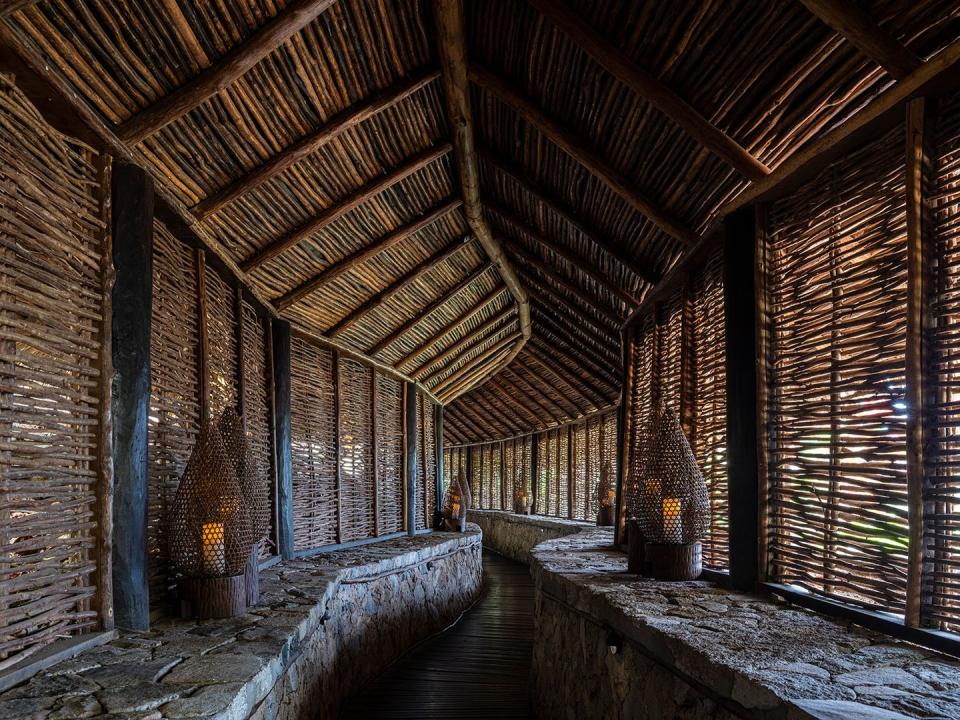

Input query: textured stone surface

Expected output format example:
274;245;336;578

468;509;590;563
529;527;960;720
0;529;482;720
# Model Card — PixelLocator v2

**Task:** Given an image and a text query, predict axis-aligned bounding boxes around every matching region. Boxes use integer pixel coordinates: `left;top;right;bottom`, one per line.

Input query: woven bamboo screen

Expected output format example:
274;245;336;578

148;224;200;606
625;251;727;567
535;429;570;517
204;266;238;420
763;124;908;614
0;77;109;667
470;445;483;512
337;357;376;543
290;337;338;550
376;373;404;535
416;391;437;531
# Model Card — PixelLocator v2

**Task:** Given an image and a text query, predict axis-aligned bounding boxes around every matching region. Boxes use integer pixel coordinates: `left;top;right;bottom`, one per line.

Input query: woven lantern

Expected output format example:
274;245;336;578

217;407;269;605
596;461;616;526
635;404;710;580
442;473;472;532
169;422;254;618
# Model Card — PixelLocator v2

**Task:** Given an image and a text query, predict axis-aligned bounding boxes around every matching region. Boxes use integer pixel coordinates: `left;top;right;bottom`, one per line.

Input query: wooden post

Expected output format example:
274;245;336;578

405;382;418;535
530;432;538;514
724;209;761;592
435;404;444;528
334;351;343;543
372;371;380;537
271;320;294;560
567;424;574;520
196;248;210;425
110;161;154;630
905;96;933;627
615;326;633;544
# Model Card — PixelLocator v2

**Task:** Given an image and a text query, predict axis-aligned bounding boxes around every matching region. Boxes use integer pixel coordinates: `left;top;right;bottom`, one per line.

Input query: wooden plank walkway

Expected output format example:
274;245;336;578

340;550;534;719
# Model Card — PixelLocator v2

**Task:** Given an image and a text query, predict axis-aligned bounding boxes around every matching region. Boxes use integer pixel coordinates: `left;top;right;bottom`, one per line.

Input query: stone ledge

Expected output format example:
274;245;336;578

0;528;483;720
468;509;592;563
530;527;960;720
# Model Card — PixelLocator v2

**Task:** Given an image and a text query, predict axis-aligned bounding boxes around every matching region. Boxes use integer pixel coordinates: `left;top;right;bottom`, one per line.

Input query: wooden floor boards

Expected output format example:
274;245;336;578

340;550;534;719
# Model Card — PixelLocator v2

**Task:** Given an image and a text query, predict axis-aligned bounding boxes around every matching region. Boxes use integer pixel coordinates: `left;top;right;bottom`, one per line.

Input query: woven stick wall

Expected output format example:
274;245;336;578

376;373;404;535
0;75;109;668
764;124;908;614
204;265;238;420
339;357;375;543
416;391;437;531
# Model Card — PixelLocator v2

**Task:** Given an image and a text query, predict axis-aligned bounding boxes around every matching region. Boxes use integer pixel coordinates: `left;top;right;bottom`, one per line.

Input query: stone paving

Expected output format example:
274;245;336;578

0;529;482;720
531;527;960;720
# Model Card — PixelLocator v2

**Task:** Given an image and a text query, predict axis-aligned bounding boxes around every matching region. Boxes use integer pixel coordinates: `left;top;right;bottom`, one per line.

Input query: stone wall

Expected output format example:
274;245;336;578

530;528;960;720
0;529;482;720
467;510;591;563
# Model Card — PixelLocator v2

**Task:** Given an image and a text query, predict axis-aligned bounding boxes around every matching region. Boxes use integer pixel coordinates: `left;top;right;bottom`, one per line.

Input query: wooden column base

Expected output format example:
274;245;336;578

180;576;247;619
648;542;702;581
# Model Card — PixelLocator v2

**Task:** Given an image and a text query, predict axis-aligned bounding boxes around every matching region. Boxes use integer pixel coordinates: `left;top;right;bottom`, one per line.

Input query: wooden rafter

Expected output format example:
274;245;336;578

479;147;660;284
448;404;492;440
532;304;620;366
495;372;563;424
799;0;922;80
470;63;697;246
471;391;528;435
193;68;441;219
522;352;592;415
327;235;473;337
418;313;518;382
529;337;617;399
368;261;494;356
274;197;462;309
531;327;619;392
488;380;543;427
523;279;621;348
525;345;608;409
434;333;520;396
532;295;620;351
509;255;622;326
117;0;337;143
527;0;769;181
485;200;641;307
433;0;531;386
242;142;453;272
440;351;514;405
519;357;586;416
394;286;506;369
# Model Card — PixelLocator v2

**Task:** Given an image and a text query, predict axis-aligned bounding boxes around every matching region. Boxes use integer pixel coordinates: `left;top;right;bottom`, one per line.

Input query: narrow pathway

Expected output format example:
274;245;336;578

341;550;534;719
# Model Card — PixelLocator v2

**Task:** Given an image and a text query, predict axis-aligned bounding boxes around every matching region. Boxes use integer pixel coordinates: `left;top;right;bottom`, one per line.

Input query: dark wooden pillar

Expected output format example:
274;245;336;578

530;432;538;514
405;382;418;535
272;319;294;559
724;208;761;591
110;162;154;630
615;326;633;545
435;404;445;528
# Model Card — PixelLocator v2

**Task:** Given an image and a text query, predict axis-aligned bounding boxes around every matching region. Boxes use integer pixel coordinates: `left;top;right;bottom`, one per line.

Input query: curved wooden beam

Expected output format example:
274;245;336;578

527;0;769;180
242;142;452;272
433;0;531;386
193;68;441;219
799;0;922;79
273;197;462;309
117;0;337;143
470;63;696;246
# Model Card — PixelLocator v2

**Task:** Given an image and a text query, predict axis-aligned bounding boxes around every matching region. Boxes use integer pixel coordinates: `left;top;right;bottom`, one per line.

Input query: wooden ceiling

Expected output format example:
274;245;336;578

0;0;957;445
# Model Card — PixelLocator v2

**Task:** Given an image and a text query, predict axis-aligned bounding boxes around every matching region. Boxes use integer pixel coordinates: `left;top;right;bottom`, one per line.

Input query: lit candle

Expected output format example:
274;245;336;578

451;501;461;518
662;498;682;543
201;522;225;575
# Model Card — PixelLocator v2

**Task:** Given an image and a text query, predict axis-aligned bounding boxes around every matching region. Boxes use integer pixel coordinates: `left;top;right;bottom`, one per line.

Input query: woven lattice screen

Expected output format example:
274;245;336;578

376;373;403;535
416;391;437;530
204;265;238;420
290;338;338;550
0;77;109;667
149;223;200;607
764;124;908;614
338;357;376;543
470;445;483;511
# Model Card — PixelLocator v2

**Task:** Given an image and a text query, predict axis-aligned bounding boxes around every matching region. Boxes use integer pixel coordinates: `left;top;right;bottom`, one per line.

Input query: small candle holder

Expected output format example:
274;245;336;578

169;423;254;619
596;461;616;527
442;473;471;532
632;405;710;581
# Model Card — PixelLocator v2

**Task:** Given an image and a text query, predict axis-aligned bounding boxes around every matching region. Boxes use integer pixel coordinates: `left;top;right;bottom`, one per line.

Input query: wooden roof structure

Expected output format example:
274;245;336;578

1;0;958;446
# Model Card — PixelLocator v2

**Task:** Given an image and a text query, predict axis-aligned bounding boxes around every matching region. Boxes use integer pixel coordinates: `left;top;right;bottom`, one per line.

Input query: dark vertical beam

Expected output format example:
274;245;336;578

196;248;210;424
334;351;343;543
530;431;539;514
271;320;294;560
110;162;154;630
724;209;761;591
615;326;633;544
405;383;419;535
372;372;380;537
435;404;445;528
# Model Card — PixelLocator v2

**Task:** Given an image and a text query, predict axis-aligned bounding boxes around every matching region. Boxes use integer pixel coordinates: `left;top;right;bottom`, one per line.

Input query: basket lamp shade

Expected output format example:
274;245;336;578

169;422;254;617
442;473;472;531
596;461;616;526
633;404;710;579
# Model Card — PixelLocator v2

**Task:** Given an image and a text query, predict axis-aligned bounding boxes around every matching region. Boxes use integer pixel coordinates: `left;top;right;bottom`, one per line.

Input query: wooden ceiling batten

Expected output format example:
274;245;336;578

417;311;518;381
433;0;531;391
393;286;507;370
470;63;697;247
434;333;520;397
519;356;588;416
193;68;442;220
529;334;618;393
273;197;463;310
525;344;609;408
488;379;543;427
479;147;660;284
496;372;563;425
327;235;474;337
484;200;641;307
241;142;453;272
526;0;770;181
798;0;922;79
117;0;338;144
531;305;620;366
368;261;495;356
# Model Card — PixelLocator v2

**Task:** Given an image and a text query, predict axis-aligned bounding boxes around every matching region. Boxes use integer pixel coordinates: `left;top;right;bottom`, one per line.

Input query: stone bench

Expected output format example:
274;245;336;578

0;528;482;720
530;527;960;720
467;509;593;563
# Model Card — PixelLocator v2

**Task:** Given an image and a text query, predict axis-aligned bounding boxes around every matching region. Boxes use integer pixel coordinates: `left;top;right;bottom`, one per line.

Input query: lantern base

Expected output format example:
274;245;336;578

648;542;702;581
180;575;247;619
596;505;615;527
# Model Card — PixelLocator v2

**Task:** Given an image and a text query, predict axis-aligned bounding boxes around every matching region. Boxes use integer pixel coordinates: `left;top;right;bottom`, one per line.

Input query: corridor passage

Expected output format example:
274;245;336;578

341;550;534;719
